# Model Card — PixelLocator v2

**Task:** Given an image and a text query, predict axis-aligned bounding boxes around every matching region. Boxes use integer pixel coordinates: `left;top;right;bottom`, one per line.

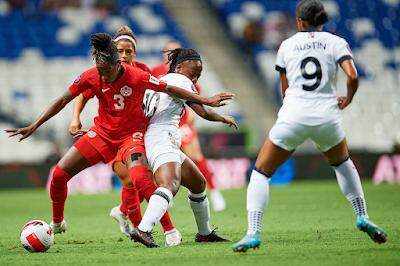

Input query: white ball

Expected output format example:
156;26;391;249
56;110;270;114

20;220;54;252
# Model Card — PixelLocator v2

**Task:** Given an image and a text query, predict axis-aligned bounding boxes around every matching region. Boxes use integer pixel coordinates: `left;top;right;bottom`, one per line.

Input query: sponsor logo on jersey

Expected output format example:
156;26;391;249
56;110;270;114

132;132;143;140
149;75;160;85
73;75;82;84
120;86;132;97
87;131;97;138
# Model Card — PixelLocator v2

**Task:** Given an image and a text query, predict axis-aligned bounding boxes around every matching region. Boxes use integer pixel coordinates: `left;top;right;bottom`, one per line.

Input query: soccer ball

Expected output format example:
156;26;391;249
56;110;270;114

20;220;54;252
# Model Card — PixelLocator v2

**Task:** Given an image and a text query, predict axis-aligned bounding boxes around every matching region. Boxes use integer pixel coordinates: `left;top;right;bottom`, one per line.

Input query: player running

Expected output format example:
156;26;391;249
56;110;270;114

5;33;232;241
232;0;387;252
153;41;227;212
130;48;238;248
69;26;182;246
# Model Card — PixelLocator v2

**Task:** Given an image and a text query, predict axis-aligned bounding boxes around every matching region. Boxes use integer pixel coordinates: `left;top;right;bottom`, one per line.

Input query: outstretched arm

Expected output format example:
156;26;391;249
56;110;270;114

338;59;359;110
69;93;89;138
164;85;234;107
187;102;238;129
5;91;75;141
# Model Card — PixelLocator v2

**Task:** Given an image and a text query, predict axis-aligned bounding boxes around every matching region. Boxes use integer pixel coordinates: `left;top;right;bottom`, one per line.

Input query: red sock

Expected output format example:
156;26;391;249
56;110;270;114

50;166;72;223
136;173;175;233
121;187;142;227
195;159;215;190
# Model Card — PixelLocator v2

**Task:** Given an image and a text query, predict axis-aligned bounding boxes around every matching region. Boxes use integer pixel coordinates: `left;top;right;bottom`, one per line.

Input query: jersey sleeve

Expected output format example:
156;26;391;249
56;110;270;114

275;42;286;73
334;38;353;64
161;74;197;102
139;72;168;92
68;73;93;98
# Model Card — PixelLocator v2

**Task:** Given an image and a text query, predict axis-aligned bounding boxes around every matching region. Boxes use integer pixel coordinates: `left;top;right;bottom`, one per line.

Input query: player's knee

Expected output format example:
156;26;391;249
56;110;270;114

158;177;180;196
126;152;147;167
51;166;71;187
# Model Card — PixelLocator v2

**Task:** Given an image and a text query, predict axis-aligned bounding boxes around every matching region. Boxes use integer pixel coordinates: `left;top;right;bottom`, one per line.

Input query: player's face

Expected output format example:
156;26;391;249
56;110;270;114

176;60;202;84
116;40;136;65
97;62;120;83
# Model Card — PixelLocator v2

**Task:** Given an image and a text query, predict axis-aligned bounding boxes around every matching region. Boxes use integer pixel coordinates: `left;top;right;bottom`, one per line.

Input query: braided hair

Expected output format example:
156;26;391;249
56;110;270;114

166;48;202;73
296;0;328;27
91;33;119;65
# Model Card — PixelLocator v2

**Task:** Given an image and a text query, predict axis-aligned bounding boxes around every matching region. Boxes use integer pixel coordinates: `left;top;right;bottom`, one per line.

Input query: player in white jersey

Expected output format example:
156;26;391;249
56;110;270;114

130;48;238;247
232;0;387;253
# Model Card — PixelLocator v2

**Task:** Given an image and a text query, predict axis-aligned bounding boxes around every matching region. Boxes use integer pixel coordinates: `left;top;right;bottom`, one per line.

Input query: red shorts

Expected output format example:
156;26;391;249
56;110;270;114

74;126;146;165
179;123;197;148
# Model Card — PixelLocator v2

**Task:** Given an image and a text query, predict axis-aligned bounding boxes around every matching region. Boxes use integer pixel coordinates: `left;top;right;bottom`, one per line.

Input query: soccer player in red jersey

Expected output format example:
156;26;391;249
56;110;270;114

5;33;233;239
152;41;227;212
69;26;181;246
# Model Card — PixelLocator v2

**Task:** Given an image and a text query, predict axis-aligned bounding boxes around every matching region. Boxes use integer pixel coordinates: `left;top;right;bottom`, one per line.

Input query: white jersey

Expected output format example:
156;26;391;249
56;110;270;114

142;73;197;128
275;31;353;125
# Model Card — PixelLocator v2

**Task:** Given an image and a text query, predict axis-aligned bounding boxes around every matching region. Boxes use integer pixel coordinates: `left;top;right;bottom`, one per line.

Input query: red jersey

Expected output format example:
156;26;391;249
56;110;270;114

133;60;152;73
69;63;167;139
152;63;169;78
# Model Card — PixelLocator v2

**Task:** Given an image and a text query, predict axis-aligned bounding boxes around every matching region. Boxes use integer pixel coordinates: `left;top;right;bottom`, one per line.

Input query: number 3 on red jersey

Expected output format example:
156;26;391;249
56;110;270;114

113;94;125;110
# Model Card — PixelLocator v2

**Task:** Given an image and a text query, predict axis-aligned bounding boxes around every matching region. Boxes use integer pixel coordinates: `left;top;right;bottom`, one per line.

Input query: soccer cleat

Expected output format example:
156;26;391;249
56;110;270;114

356;216;387;244
164;228;182;247
210;190;226;212
195;228;228;243
130;228;159;248
50;220;67;234
109;206;133;237
232;232;261;253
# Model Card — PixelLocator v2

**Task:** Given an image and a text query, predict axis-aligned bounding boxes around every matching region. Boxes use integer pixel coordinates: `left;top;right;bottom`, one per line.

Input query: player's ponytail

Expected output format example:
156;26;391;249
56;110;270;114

296;0;328;27
167;48;201;73
91;32;119;65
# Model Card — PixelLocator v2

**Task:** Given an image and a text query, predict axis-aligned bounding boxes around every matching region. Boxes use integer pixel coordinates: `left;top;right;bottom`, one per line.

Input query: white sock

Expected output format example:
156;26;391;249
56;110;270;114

138;187;173;232
188;191;212;236
333;158;368;218
246;169;270;235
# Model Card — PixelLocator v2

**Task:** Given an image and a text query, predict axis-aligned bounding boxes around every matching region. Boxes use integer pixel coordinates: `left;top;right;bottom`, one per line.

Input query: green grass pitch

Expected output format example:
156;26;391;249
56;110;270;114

0;181;399;265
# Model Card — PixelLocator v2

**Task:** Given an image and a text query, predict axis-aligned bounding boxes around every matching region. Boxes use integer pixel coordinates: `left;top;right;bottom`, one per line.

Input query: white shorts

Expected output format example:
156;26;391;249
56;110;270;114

269;119;345;152
145;126;187;173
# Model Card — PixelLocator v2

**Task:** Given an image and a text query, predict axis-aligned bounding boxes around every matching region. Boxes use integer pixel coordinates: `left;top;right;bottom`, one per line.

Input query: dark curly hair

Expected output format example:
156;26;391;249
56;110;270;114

91;33;119;65
166;48;202;73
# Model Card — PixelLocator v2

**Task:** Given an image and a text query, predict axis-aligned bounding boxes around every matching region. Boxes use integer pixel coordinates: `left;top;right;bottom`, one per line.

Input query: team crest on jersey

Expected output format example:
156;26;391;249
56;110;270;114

87;131;97;138
120;86;132;97
132;132;143;140
149;75;160;85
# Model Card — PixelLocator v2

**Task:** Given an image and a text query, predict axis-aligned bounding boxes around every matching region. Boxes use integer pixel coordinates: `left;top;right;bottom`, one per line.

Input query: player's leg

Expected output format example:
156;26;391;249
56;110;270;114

50;137;104;233
180;155;228;242
323;138;387;244
109;161;141;237
134;172;181;246
182;133;226;212
132;159;181;248
233;120;302;252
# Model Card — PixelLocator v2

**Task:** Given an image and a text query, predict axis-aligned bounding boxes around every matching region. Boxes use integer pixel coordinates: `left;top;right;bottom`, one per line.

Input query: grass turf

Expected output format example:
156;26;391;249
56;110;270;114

0;181;399;265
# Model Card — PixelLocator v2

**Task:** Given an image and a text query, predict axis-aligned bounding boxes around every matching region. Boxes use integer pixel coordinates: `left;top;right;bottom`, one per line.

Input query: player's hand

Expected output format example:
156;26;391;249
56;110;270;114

337;96;351;110
4;125;36;142
69;119;82;136
222;115;239;130
71;129;88;139
205;92;234;107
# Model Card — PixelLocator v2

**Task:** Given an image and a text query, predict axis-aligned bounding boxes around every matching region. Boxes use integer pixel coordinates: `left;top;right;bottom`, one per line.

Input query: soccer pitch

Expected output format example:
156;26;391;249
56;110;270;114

1;181;399;265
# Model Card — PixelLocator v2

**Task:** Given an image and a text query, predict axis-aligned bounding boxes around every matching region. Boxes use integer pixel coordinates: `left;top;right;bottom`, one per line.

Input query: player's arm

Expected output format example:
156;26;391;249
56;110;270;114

338;59;358;110
69;94;89;138
187;102;238;129
279;72;289;98
5;91;75;141
164;85;234;107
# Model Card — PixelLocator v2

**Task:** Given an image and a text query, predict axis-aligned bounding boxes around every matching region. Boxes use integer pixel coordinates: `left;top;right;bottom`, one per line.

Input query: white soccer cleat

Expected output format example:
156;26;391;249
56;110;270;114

109;206;133;237
210;190;226;212
50;220;67;234
164;228;182;247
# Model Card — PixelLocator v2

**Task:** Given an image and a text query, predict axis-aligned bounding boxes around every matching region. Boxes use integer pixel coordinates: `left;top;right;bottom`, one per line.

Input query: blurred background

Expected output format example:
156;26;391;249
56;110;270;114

0;0;399;191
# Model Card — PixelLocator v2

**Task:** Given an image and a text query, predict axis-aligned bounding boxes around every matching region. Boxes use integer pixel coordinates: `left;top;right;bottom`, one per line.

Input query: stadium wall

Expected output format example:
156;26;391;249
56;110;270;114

1;153;399;190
